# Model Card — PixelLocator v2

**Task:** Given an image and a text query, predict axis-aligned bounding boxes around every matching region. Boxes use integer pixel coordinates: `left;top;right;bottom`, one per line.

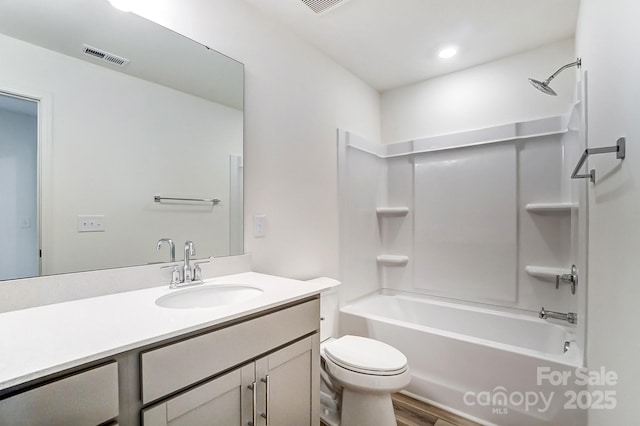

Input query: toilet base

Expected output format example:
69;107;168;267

340;389;397;426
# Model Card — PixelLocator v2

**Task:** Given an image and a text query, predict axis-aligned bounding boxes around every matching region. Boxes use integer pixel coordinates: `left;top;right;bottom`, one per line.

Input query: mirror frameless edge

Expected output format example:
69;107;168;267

0;0;244;282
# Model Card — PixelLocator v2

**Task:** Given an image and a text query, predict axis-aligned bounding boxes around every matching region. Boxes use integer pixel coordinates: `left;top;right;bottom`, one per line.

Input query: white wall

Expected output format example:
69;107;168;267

132;0;381;280
575;0;640;424
0;107;38;280
381;38;576;144
0;33;241;275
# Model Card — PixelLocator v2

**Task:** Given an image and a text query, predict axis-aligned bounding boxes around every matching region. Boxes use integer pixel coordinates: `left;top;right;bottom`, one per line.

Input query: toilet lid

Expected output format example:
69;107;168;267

324;335;407;375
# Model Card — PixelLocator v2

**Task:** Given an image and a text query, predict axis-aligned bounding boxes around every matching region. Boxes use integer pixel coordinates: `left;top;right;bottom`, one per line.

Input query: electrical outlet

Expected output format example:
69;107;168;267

78;215;105;232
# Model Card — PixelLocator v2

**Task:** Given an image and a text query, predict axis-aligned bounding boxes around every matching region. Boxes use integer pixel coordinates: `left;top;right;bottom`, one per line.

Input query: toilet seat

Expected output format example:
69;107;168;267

323;335;408;376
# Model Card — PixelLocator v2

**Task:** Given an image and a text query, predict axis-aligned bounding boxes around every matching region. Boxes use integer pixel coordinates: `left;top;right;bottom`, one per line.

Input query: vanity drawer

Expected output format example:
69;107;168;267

0;362;119;426
141;299;319;404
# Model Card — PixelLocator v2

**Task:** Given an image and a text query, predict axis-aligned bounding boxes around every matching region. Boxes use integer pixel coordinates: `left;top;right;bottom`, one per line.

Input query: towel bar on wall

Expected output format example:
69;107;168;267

154;196;221;205
571;137;626;183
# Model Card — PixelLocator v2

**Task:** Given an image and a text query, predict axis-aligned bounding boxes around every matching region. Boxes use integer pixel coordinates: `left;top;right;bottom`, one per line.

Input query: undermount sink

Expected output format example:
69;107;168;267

155;284;263;309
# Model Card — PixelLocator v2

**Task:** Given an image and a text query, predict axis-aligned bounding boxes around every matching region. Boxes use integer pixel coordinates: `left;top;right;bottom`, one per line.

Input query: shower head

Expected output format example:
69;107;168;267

528;78;558;96
528;58;582;96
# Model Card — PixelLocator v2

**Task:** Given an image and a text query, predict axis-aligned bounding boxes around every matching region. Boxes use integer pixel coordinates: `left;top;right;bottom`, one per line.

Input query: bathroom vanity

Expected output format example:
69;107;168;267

0;272;327;426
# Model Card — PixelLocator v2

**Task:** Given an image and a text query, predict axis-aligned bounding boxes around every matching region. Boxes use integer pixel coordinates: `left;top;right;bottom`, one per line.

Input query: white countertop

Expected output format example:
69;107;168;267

0;272;334;391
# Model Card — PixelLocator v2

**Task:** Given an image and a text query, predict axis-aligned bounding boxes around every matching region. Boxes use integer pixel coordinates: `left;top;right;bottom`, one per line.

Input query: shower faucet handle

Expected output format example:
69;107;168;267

555;265;578;295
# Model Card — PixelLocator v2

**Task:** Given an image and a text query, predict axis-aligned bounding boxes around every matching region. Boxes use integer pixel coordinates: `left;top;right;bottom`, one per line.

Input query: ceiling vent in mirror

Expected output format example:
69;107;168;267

300;0;350;14
82;44;130;68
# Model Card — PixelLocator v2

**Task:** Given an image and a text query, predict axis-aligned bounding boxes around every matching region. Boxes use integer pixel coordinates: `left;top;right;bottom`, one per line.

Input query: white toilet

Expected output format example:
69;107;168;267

317;283;410;426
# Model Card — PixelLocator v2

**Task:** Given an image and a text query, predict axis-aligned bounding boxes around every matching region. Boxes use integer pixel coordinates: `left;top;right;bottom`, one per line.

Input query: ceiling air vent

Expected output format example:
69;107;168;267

300;0;349;14
82;44;130;68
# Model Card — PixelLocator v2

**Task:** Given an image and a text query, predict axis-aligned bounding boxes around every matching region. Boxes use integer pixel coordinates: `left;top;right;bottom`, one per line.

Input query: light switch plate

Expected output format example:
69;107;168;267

253;214;266;238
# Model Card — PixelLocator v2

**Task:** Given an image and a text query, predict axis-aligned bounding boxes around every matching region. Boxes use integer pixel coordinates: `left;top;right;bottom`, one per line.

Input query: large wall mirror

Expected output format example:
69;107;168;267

0;0;244;281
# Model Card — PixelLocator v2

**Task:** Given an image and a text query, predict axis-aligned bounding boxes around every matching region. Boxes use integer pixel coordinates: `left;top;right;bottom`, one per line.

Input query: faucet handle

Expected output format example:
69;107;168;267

160;264;182;287
193;260;209;281
170;266;181;286
193;263;203;281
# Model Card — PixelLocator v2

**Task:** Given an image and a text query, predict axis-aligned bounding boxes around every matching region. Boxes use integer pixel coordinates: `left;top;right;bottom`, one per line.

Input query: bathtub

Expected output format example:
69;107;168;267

339;290;587;426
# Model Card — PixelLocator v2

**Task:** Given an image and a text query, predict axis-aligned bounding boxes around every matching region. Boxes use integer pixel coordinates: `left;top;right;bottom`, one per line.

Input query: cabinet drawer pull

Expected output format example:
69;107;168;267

247;382;257;426
260;375;270;425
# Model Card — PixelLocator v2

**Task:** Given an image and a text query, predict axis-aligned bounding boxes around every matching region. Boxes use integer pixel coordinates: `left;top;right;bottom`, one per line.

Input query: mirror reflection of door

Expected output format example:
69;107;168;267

0;92;39;280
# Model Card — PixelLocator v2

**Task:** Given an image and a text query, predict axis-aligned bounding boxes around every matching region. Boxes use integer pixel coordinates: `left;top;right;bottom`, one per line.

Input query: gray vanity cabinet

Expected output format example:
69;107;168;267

140;299;320;426
0;362;119;426
142;336;316;426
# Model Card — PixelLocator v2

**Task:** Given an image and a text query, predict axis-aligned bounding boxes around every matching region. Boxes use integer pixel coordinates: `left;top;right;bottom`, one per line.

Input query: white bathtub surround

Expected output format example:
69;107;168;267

340;291;586;426
337;131;387;304
413;143;517;304
338;112;581;314
337;106;587;424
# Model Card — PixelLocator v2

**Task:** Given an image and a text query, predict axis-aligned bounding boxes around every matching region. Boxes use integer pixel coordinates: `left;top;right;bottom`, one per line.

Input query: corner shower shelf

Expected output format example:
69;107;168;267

376;255;409;267
525;203;576;214
376;207;409;217
525;265;571;280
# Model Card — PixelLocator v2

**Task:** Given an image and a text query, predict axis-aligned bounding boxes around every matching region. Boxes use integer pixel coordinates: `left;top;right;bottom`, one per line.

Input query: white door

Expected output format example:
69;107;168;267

0;92;39;280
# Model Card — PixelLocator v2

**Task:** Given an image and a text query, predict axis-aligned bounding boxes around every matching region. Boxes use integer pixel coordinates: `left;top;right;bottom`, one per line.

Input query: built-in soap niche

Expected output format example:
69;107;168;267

524;202;576;285
376;207;410;267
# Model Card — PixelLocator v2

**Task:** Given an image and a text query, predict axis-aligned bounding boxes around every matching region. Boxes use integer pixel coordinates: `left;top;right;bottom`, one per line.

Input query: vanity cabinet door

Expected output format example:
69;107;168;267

255;335;319;426
0;362;119;426
142;363;254;426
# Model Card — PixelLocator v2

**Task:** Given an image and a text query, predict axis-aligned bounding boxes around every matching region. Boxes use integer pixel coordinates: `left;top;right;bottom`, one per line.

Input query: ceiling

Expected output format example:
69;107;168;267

242;0;580;92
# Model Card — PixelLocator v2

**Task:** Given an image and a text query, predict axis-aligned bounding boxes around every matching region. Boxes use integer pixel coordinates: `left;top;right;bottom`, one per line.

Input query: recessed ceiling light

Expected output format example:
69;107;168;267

438;46;458;59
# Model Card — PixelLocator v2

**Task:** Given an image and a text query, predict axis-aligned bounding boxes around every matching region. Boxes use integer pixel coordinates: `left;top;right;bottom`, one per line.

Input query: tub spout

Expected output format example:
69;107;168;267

539;307;577;324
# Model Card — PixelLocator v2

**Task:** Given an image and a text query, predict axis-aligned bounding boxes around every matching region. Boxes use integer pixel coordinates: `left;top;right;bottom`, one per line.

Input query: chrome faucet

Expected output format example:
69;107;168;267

183;241;195;282
164;240;208;288
156;238;175;262
539;307;577;324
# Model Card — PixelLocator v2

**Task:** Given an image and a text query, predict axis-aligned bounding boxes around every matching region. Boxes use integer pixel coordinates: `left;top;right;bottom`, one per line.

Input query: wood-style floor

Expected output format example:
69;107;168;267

392;393;481;426
321;392;481;426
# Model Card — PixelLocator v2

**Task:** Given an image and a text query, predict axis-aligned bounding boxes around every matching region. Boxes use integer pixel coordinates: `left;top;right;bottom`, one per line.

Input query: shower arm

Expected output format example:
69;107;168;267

544;58;582;84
